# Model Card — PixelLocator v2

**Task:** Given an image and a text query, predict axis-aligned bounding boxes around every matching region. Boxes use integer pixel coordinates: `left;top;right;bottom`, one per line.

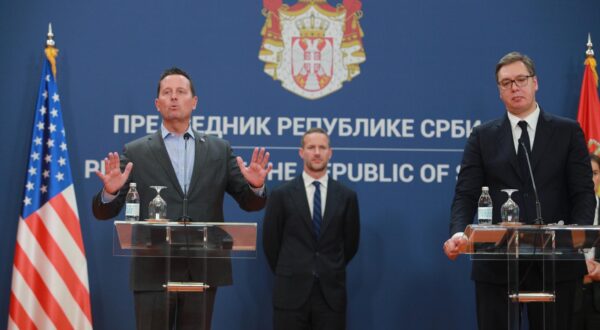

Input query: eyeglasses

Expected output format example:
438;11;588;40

498;75;534;90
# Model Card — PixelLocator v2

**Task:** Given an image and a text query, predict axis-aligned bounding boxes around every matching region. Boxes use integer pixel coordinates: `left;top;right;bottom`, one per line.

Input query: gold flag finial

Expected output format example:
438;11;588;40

44;23;59;77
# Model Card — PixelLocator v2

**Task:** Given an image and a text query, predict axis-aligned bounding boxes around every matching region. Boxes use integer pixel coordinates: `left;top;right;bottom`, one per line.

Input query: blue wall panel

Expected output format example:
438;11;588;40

1;1;599;329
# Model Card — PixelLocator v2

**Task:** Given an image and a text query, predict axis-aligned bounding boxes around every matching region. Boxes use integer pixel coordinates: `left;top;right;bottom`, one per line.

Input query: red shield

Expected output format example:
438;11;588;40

291;37;334;91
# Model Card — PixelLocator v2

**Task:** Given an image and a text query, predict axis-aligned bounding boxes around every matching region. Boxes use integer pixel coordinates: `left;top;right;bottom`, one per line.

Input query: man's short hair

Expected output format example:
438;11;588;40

157;67;196;97
591;153;600;168
301;127;330;147
495;52;536;82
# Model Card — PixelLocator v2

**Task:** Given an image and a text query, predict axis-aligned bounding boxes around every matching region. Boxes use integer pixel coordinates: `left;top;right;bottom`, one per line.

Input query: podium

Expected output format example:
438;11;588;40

462;224;600;329
113;220;257;329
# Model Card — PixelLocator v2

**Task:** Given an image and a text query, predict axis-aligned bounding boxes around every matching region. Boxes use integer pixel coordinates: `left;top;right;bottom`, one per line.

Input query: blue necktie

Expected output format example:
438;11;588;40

517;121;531;179
312;181;322;238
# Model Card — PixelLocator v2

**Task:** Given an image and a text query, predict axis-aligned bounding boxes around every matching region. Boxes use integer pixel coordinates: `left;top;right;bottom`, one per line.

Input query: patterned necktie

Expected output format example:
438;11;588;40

312;181;322;238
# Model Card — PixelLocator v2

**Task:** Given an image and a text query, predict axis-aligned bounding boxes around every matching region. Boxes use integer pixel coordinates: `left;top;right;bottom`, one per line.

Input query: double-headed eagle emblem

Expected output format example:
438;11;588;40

259;0;366;99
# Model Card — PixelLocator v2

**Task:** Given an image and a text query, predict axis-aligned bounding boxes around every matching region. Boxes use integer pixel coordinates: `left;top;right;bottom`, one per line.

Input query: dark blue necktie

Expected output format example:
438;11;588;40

517;120;532;222
517;120;531;179
312;181;322;238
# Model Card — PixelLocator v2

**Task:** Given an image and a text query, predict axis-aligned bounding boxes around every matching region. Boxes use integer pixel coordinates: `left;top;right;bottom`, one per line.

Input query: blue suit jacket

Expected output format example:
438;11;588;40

263;175;360;311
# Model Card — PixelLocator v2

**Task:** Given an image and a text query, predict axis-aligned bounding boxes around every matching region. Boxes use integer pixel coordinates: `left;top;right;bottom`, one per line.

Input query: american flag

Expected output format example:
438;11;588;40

8;40;93;329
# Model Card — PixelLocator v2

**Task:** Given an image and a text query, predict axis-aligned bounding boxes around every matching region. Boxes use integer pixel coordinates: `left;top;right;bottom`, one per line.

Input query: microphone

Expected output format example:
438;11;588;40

178;133;192;223
520;141;543;225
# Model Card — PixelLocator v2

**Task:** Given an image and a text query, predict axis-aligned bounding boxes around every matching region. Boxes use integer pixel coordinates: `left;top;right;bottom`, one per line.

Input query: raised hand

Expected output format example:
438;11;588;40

236;147;273;188
95;152;133;194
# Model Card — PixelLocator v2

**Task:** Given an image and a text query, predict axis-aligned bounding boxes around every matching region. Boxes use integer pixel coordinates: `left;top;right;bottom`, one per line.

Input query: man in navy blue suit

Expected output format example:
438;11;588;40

443;52;595;329
263;128;360;330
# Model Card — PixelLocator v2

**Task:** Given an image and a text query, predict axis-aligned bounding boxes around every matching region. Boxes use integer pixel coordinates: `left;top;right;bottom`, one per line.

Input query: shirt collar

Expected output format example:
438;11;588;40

303;171;328;188
507;103;540;131
161;123;195;140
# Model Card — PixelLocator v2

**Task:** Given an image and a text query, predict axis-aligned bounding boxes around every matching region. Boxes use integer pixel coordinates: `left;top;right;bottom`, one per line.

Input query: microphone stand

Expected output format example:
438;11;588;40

520;141;543;225
179;134;192;223
179;134;193;280
519;140;552;305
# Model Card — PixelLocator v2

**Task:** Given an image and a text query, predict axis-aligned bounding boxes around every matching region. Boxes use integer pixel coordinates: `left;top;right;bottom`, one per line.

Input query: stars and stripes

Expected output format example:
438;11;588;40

8;47;93;330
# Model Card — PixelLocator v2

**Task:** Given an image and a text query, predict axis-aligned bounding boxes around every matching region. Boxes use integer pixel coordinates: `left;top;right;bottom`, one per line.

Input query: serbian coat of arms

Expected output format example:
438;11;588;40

259;0;366;100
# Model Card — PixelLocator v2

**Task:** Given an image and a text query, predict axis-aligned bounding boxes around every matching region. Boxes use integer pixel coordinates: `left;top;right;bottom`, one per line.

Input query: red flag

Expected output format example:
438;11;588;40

577;35;600;153
8;25;93;330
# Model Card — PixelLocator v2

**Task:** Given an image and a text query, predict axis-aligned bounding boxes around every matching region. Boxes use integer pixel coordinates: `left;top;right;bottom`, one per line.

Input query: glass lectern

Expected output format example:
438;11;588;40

113;220;257;329
462;224;600;330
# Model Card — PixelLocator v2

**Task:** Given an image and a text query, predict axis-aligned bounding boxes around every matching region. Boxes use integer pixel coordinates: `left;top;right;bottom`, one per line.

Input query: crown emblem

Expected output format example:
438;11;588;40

589;139;600;155
295;14;329;38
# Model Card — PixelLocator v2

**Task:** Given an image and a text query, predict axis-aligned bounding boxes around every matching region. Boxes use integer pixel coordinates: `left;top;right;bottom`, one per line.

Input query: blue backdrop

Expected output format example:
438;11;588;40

1;1;600;329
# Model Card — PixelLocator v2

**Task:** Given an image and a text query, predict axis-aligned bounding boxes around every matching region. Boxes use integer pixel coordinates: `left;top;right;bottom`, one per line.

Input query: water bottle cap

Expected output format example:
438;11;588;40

129;182;136;187
482;186;489;191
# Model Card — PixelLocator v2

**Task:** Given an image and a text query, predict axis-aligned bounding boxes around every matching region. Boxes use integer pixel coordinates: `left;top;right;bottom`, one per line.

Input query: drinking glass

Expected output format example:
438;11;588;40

500;189;519;223
148;186;167;220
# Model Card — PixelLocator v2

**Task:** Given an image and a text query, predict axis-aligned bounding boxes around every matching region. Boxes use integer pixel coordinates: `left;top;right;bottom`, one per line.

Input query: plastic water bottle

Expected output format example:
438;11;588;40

477;186;493;225
125;182;140;221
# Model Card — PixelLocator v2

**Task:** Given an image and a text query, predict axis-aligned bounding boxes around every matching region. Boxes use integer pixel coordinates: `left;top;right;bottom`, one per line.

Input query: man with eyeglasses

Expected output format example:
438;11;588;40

443;51;595;329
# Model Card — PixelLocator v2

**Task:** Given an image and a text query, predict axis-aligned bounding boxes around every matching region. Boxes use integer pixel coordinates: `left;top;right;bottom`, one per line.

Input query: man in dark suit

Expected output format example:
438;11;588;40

443;52;596;329
263;127;360;330
573;153;600;329
92;67;272;330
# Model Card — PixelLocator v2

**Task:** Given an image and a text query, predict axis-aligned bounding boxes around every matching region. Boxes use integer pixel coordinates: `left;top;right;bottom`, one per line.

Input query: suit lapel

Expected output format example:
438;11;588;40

320;177;338;236
530;110;553;171
187;132;208;196
147;131;184;197
291;176;314;235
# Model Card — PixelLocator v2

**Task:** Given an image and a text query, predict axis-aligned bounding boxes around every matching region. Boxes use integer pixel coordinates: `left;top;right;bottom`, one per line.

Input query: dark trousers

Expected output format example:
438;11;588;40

274;281;345;330
475;280;576;330
572;282;600;330
133;288;217;330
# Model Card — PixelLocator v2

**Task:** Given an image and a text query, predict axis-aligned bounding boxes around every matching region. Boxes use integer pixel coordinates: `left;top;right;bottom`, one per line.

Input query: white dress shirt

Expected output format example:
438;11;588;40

506;104;540;153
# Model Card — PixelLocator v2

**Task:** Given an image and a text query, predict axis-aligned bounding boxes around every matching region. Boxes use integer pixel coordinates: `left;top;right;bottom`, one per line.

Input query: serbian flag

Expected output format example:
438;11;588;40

8;26;93;330
577;34;600;153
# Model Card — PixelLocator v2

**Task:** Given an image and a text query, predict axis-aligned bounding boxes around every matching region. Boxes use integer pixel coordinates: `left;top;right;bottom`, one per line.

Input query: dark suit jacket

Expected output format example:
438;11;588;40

263;175;360;312
574;204;600;316
592;261;600;313
450;110;595;283
92;130;266;291
590;203;600;312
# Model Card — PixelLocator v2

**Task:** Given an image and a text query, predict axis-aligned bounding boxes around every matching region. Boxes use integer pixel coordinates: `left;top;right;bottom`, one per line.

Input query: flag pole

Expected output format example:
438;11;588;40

8;25;94;330
586;33;598;87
